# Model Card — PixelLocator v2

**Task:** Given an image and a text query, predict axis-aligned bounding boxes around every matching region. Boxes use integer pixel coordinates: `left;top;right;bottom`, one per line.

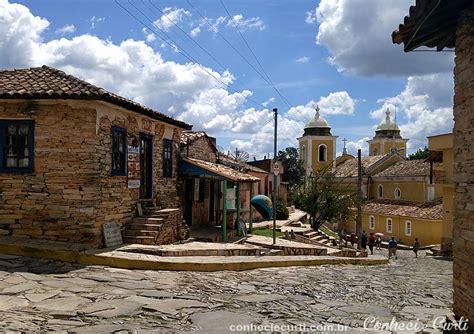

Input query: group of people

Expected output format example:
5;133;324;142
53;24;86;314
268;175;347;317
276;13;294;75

339;229;421;259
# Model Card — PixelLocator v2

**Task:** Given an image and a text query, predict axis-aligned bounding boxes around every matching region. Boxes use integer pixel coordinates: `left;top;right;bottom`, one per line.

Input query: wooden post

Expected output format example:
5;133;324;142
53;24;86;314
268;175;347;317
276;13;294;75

356;149;362;249
236;182;241;236
272;108;278;245
222;179;227;242
249;183;254;233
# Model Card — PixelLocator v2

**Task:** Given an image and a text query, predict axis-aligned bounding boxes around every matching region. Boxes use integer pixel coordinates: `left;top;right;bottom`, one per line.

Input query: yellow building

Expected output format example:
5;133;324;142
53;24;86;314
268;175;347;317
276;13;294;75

367;108;408;157
298;106;337;177
427;133;454;255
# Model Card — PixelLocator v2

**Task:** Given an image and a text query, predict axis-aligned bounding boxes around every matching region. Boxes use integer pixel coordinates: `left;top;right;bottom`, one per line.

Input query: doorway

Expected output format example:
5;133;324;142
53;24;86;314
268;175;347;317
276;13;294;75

139;133;153;199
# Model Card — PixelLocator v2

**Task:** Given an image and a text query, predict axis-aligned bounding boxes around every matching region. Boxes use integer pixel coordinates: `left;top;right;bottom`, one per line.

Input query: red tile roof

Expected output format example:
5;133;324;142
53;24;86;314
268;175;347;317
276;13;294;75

0;66;191;129
183;157;260;182
372;160;433;177
335;155;386;178
363;199;442;220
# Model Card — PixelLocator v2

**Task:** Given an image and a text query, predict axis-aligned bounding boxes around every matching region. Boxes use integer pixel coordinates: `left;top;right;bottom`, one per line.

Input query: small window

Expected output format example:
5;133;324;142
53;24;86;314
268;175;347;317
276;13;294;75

369;215;375;230
394;187;401;199
318;144;327;162
0;120;35;173
405;220;412;236
111;126;127;176
378;185;384;199
163;139;173;178
386;218;393;233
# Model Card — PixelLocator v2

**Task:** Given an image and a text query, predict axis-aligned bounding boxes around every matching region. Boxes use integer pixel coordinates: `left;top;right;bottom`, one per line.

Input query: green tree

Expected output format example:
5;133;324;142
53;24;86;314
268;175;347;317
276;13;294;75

277;147;305;202
299;166;363;231
408;146;430;160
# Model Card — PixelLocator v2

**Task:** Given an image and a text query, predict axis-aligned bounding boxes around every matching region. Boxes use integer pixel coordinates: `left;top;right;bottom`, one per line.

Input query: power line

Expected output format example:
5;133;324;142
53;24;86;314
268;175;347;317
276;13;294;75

116;0;264;111
218;0;293;109
185;0;292;109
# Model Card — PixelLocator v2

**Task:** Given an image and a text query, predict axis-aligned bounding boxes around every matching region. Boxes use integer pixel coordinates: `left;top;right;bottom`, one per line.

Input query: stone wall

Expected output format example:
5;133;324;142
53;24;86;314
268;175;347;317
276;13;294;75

155;208;182;245
181;137;217;163
453;6;474;324
0;99;183;247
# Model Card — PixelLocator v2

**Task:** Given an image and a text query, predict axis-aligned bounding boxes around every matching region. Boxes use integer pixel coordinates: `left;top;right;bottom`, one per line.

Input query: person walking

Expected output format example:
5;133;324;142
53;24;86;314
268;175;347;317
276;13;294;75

413;238;420;258
350;233;356;248
361;230;368;251
368;232;376;255
376;235;382;250
388;236;398;259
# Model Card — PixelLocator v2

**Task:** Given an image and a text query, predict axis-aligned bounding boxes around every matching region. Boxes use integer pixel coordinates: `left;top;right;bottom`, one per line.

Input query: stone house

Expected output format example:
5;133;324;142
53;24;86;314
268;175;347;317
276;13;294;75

392;0;473;326
179;131;259;241
0;66;191;247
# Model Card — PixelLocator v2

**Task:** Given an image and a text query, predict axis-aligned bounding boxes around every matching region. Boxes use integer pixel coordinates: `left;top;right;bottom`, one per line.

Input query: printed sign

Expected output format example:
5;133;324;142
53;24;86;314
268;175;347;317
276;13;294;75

127;137;140;189
226;188;236;210
102;221;123;247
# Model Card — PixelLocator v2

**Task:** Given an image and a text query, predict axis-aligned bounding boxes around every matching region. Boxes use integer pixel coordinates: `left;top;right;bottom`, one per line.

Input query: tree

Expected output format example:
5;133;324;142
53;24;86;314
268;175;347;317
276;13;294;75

299;165;363;231
277;147;305;189
408;146;430;160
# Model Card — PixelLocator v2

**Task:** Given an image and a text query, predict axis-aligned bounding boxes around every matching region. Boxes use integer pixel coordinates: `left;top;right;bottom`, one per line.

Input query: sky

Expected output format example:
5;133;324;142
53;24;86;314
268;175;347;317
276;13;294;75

0;0;455;158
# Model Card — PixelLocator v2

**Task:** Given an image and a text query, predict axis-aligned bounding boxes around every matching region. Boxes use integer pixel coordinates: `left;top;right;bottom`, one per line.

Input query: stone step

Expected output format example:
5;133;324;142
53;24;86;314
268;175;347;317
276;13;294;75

310;235;325;242
123;236;156;245
127;223;161;231
132;217;164;224
303;231;318;238
124;230;159;238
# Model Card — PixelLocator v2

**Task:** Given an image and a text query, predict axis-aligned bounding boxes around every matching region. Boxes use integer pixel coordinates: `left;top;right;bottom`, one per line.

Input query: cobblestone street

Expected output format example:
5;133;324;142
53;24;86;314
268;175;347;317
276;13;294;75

0;249;452;333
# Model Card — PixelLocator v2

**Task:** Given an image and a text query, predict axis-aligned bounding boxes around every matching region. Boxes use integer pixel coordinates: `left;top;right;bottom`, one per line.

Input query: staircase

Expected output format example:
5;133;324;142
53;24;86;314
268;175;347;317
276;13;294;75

303;229;337;247
123;206;181;245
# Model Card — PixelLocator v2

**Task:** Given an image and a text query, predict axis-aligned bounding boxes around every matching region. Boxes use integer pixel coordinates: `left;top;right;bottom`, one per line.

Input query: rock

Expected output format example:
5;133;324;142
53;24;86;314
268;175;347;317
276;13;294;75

2;282;40;294
78;299;142;318
144;299;208;315
25;292;60;303
139;290;173;299
0;295;29;311
34;297;91;312
190;310;255;333
234;294;286;303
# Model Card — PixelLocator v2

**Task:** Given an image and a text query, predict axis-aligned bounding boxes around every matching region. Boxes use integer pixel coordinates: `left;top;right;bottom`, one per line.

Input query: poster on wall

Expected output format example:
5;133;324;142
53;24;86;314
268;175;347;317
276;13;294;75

226;188;236;210
127;136;141;189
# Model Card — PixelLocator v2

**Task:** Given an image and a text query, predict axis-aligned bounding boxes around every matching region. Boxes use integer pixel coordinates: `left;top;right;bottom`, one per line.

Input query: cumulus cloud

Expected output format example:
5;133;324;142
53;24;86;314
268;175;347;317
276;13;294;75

287;91;355;121
371;73;454;151
153;7;191;32
90;16;104;29
226;14;266;31
295;56;310;64
313;0;454;76
305;9;317;24
55;24;76;35
343;137;370;156
142;28;156;43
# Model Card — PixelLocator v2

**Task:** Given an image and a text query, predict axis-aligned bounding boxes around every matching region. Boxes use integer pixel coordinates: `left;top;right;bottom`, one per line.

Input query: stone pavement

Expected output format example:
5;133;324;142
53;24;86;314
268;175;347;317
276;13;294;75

0;249;453;333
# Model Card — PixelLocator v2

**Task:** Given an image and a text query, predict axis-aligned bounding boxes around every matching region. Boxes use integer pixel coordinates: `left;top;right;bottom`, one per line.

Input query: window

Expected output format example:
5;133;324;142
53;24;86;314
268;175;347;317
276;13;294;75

0;120;34;173
405;220;412;236
163;139;173;178
386;218;393;233
318;144;327;162
369;215;375;230
394;187;401;199
111;126;127;176
373;148;378;155
378;185;384;199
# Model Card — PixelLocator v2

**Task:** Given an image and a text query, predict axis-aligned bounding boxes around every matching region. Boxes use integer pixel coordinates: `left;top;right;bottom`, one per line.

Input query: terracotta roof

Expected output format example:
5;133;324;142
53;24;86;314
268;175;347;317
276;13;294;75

335;155;386;178
0;66;191;129
392;0;472;51
363;199;442;220
218;154;268;174
180;131;207;145
182;157;260;182
372;160;433;177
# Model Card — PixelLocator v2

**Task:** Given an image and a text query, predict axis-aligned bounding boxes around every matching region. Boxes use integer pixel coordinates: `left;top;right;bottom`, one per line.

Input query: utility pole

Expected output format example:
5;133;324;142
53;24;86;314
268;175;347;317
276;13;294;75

272;107;278;245
356;149;362;249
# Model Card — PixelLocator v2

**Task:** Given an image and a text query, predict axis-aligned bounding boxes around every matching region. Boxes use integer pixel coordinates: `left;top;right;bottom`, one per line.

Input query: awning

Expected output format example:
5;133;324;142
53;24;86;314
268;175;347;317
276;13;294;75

179;158;260;182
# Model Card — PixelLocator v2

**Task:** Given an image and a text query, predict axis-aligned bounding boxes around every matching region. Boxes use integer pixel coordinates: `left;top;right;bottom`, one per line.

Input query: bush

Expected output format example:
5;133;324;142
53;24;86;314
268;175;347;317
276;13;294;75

275;197;289;220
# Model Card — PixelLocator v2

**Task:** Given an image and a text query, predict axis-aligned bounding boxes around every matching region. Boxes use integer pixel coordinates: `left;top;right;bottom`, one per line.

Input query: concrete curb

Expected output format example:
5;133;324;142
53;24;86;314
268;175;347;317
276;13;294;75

0;237;389;272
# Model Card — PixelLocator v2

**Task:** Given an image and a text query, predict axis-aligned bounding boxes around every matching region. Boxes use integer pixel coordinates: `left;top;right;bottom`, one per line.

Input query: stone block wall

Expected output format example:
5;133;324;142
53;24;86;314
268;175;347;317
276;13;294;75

155;208;182;245
453;6;474;324
181;137;217;163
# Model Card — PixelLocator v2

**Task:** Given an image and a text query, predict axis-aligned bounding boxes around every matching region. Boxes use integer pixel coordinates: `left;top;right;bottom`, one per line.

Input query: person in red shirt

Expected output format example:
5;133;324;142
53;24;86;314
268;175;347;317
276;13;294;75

368;232;376;255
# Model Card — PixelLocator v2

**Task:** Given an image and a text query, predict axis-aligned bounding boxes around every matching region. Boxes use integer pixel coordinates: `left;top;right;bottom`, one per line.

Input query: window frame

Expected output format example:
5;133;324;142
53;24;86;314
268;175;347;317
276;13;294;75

318;144;327;162
111;126;127;176
162;139;173;178
0;120;35;173
369;215;375;230
386;218;393;233
405;220;412;236
378;184;384;199
394;187;401;199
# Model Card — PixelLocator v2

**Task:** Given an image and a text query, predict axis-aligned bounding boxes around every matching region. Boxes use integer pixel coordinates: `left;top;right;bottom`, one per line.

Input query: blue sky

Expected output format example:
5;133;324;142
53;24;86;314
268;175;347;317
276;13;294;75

1;0;455;158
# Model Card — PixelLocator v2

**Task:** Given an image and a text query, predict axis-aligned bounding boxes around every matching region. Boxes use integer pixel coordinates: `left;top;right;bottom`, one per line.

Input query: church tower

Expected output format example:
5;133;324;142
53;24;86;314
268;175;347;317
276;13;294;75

367;108;408;156
298;106;337;176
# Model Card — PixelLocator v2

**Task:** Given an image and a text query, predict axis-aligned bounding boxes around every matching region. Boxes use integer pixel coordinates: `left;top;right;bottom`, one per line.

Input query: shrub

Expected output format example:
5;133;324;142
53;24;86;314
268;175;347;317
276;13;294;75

275;196;289;220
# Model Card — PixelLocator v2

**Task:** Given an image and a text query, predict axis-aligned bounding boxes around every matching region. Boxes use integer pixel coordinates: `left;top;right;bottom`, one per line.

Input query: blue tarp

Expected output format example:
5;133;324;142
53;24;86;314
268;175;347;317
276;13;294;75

251;195;273;219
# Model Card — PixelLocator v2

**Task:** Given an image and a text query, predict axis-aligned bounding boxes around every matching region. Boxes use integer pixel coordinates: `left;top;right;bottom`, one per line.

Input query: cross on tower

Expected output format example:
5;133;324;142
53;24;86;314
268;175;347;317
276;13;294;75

342;138;348;155
315;105;320;119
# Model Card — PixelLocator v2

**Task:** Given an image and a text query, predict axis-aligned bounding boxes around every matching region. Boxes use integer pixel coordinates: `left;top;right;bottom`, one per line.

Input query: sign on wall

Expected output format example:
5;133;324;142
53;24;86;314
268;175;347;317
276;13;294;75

102;221;123;247
226;188;236;210
127;136;141;189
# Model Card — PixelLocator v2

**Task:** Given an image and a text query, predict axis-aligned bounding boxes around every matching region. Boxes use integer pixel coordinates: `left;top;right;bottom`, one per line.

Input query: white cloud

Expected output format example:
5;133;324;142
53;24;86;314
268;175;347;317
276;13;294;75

190;26;201;37
141;28;156;43
226;14;266;31
296;56;310;64
153;7;190;32
314;0;454;76
55;24;76;35
90;16;104;29
287;91;355;121
305;9;317;24
344;137;370;156
371;73;454;151
262;97;275;108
